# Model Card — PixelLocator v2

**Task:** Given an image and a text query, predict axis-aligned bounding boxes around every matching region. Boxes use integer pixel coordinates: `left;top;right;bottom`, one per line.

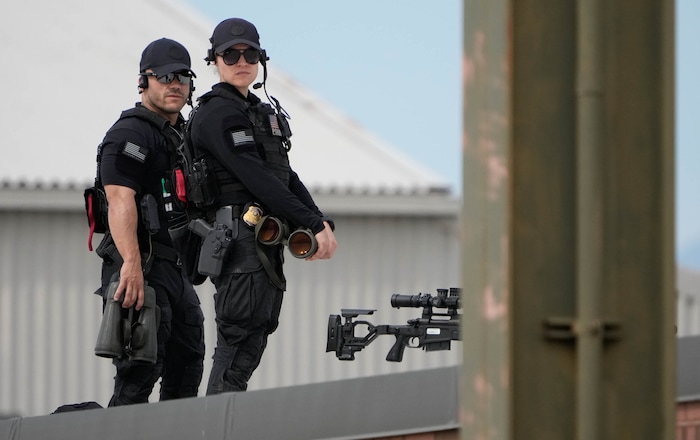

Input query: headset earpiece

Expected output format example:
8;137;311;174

206;47;216;65
187;79;195;106
139;74;149;91
261;49;269;65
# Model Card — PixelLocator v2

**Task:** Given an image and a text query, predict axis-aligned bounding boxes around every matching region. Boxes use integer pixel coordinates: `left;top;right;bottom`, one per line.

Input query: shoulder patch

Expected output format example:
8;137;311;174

122;141;148;163
231;129;255;147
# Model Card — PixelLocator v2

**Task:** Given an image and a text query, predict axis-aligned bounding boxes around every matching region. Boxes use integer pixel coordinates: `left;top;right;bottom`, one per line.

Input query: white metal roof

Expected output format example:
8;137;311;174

0;0;451;196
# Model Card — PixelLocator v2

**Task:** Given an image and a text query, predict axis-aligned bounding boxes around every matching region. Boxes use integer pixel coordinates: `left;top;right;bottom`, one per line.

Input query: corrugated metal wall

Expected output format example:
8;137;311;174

678;267;700;336
0;207;461;417
0;210;105;417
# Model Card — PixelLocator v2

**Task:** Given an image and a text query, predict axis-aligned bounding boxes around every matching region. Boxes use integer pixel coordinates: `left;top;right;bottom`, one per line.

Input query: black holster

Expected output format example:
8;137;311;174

95;231;123;265
168;220;207;285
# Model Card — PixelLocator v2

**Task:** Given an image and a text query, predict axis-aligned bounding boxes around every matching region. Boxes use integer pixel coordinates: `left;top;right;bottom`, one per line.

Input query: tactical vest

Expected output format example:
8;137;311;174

85;105;185;253
197;89;293;207
113;106;186;222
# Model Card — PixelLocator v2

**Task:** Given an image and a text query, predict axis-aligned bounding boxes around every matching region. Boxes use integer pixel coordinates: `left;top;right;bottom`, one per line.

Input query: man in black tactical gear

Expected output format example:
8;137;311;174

94;38;205;406
189;18;338;394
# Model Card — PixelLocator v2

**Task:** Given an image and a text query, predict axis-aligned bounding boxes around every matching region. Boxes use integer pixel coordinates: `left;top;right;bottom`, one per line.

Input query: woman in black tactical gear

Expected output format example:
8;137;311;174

189;18;337;394
95;38;205;405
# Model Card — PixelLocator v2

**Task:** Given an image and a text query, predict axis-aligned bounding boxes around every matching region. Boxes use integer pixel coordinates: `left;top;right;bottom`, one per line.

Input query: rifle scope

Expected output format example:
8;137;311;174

391;289;460;309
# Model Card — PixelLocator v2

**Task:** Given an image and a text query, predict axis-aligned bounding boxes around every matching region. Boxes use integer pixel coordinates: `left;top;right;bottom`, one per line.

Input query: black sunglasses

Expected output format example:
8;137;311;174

220;48;261;66
142;71;192;85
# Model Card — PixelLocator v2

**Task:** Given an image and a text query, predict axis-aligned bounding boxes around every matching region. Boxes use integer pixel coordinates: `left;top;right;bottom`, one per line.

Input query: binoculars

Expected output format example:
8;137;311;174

95;275;159;364
255;216;318;259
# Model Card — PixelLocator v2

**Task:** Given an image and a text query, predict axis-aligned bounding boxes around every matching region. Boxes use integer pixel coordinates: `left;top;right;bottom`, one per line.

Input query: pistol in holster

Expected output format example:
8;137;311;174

188;206;237;278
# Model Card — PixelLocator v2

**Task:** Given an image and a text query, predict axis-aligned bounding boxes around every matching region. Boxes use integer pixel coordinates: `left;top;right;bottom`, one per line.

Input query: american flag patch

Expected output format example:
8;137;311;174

269;115;282;136
122;141;147;162
231;130;255;147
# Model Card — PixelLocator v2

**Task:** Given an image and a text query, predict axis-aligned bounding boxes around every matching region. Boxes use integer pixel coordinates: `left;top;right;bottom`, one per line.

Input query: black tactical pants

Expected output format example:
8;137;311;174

100;257;205;406
206;227;284;394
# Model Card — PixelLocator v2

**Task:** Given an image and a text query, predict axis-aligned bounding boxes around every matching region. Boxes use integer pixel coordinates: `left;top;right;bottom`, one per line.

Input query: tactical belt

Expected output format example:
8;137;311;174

96;231;179;265
151;241;179;264
141;241;179;275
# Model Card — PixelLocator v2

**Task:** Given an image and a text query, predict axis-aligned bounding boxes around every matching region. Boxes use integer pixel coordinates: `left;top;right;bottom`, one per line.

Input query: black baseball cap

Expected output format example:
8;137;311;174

210;18;262;55
139;38;193;75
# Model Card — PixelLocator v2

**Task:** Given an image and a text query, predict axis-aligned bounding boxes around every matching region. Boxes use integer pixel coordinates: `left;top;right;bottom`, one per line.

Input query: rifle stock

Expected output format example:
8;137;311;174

326;288;461;362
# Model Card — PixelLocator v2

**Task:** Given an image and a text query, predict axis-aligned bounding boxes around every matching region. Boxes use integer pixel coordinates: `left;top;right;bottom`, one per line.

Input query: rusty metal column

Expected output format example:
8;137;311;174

461;0;510;440
461;0;511;438
462;0;675;439
575;0;604;438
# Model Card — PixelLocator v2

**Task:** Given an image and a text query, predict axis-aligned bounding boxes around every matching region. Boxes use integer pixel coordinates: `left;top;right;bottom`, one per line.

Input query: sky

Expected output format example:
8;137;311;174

676;0;700;268
185;0;699;269
182;0;463;194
